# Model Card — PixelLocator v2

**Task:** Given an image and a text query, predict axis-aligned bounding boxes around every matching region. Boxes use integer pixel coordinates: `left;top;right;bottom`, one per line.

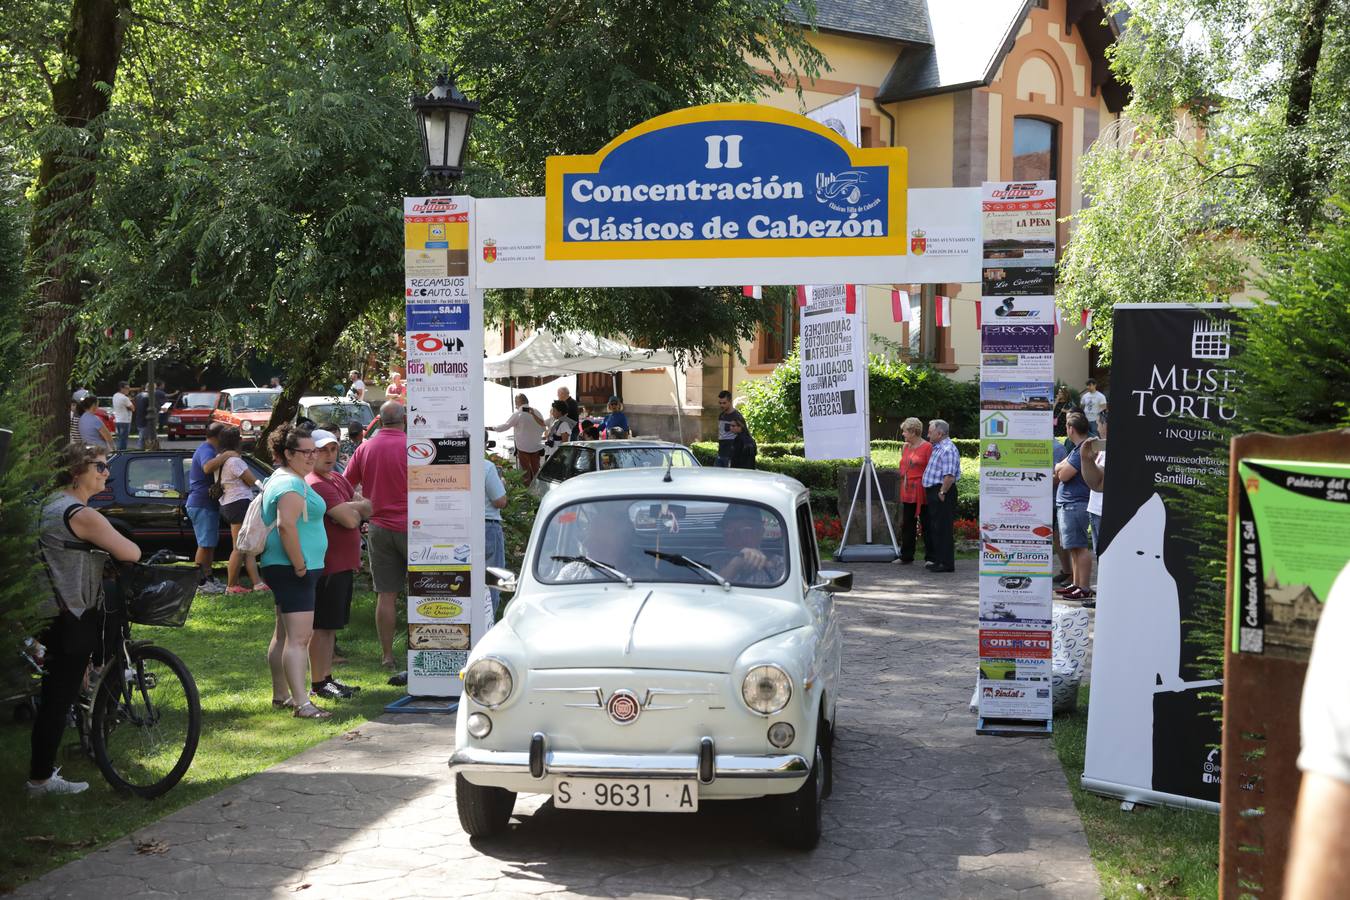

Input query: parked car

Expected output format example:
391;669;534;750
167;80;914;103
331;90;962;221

210;387;281;448
88;450;272;553
92;396;116;432
296;396;374;433
531;439;700;497
164;391;219;440
449;467;850;849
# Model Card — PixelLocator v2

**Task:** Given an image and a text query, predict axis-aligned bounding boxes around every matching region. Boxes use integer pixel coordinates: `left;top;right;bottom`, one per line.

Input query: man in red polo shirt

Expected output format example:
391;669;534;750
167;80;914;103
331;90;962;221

343;402;407;669
305;430;373;699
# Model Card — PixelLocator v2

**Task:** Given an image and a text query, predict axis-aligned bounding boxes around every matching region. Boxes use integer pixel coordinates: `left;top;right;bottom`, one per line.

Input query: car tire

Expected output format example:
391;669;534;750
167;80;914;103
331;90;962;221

455;773;516;838
776;733;826;850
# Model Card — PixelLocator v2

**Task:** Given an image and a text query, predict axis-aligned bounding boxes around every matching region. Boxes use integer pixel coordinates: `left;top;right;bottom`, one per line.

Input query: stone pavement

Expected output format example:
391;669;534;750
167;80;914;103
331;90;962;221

16;562;1099;899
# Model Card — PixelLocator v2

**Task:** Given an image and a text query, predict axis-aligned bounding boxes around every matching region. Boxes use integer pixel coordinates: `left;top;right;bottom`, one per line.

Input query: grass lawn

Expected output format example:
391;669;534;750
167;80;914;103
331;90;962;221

0;586;407;892
1054;685;1220;898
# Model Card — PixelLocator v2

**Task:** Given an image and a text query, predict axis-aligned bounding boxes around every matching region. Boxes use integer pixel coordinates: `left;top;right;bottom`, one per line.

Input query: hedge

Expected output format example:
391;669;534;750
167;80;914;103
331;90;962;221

691;441;980;519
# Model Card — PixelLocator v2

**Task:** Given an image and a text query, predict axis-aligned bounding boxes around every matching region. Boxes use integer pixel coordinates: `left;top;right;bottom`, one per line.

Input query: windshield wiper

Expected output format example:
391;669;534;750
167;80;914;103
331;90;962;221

644;550;730;591
551;555;633;587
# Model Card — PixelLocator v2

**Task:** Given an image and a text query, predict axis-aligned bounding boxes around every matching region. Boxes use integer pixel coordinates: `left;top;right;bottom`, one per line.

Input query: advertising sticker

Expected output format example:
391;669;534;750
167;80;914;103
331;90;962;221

979;295;1056;325
978;679;1054;719
981;324;1055;354
980;353;1054;383
408;623;471;651
979;439;1053;469
980;410;1052;440
411;649;470;679
979;381;1053;411
980;538;1054;574
979;574;1053;626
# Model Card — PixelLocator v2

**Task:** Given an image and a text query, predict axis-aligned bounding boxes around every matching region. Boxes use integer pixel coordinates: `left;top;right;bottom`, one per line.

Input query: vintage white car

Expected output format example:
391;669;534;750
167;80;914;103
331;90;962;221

449;467;850;849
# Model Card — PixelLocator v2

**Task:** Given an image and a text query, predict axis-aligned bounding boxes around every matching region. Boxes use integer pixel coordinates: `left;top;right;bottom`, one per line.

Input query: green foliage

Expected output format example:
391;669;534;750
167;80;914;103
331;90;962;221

497;460;540;576
737;345;979;442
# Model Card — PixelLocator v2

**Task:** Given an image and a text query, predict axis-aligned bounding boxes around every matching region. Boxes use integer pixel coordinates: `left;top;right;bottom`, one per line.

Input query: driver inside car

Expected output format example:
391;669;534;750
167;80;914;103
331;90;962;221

555;503;651;581
716;505;785;586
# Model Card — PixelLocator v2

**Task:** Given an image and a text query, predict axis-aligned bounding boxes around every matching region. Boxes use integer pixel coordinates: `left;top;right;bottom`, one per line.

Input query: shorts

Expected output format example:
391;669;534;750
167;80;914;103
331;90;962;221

1058;502;1091;550
220;498;250;525
262;565;323;614
313;570;355;630
368;524;407;594
186;506;221;548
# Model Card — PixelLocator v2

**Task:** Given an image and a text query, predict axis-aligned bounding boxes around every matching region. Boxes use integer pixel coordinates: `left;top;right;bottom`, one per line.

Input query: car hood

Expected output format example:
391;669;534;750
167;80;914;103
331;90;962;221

508;587;810;672
231;410;273;421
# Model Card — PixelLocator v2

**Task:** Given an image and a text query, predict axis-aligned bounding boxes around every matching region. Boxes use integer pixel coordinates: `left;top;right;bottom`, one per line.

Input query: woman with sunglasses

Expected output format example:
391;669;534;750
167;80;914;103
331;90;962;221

29;444;141;796
259;423;331;719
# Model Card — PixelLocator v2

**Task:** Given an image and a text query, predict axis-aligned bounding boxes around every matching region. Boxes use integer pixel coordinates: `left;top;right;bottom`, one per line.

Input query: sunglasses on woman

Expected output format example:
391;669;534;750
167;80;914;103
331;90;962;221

93;462;110;474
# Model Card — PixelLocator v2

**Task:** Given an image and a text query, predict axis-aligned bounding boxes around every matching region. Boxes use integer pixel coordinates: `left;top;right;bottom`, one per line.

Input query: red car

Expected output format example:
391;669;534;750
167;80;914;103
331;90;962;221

165;391;219;440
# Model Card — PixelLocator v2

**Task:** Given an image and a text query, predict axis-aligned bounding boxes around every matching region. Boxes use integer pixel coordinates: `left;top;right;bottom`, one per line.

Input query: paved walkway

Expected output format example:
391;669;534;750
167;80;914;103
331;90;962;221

17;563;1099;899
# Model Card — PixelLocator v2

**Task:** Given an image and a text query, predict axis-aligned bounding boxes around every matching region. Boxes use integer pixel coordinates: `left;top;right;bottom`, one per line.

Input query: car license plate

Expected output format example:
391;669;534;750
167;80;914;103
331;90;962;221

553;778;697;813
187;424;204;430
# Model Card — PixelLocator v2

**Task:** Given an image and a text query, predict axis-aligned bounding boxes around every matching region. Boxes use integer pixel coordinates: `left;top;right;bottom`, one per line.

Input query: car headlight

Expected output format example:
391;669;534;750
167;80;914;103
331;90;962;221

741;665;792;715
240;420;253;432
464;658;513;708
168;416;181;423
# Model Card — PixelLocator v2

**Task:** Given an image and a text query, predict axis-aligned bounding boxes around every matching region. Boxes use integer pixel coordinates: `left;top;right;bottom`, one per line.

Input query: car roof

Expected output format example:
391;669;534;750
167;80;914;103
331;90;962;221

538;466;806;512
299;396;366;404
221;387;281;395
566;439;692;450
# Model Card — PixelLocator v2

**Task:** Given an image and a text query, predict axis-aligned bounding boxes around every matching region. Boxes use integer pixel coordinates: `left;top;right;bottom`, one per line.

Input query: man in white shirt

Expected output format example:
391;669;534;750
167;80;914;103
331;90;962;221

1285;563;1350;898
346;370;366;402
112;381;136;451
490;394;547;484
1080;379;1107;436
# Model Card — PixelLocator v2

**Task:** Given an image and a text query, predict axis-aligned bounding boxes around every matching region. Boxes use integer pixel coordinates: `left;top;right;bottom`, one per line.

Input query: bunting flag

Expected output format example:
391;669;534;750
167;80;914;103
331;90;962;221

796;285;808;307
845;284;857;314
742;285;762;299
890;289;911;323
975;302;982;328
1081;308;1092;328
934;294;952;327
1053;306;1064;335
125;329;134;341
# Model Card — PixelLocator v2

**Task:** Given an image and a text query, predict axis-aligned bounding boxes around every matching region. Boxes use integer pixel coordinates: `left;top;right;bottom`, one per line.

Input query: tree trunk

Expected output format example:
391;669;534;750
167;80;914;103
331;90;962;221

1283;0;1331;229
254;304;357;459
24;0;131;449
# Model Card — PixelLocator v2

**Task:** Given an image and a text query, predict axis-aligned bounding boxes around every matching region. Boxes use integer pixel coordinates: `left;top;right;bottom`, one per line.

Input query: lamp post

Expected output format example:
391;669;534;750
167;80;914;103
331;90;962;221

410;73;479;190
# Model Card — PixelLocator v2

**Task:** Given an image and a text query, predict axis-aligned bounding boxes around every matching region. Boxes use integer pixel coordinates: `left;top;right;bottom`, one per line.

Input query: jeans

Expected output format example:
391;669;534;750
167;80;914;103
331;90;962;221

30;611;106;780
924;484;958;569
1089;511;1102;554
138;423;150;449
485;519;505;613
115;422;131;450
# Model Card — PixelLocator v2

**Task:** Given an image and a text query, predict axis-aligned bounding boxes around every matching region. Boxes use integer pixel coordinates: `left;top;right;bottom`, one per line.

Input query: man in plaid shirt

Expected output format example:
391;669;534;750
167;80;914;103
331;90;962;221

922;419;961;573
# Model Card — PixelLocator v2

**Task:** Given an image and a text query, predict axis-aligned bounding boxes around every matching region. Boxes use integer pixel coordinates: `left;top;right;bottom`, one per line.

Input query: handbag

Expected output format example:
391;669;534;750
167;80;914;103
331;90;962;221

207;464;225;501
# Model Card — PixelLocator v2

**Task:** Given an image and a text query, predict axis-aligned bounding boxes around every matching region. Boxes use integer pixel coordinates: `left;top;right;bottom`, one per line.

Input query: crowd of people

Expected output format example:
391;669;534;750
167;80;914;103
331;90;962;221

69;382;177;451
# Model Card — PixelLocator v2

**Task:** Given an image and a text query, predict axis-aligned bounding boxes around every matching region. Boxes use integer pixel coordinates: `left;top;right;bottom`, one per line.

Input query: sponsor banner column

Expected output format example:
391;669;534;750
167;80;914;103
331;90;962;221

977;181;1057;726
403;195;487;697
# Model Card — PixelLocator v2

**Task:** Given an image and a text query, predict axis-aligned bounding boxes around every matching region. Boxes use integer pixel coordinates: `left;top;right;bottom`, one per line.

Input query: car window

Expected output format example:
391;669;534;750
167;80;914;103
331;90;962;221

572;448;595;475
535;497;788;588
796;502;819;587
181;392;216;409
233;392;279;411
127;457;182;499
218;394;230;410
605;448;697;470
538;448;570;482
302;402;374;429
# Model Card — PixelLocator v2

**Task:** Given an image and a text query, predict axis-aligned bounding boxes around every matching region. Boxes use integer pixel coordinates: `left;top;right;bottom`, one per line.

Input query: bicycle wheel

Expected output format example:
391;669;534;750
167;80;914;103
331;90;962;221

91;644;201;798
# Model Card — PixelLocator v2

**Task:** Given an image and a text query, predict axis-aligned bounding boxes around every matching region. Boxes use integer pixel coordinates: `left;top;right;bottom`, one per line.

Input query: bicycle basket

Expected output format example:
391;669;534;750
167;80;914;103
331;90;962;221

120;564;199;627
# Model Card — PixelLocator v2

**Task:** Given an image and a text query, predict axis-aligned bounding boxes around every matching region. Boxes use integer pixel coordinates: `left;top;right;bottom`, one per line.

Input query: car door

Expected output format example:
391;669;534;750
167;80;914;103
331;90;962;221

533;446;574;496
797;500;842;721
117;453;192;549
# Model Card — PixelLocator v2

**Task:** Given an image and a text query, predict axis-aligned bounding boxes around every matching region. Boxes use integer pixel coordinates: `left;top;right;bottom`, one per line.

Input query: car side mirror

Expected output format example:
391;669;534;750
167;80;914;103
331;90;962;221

813;570;852;593
485;567;518;594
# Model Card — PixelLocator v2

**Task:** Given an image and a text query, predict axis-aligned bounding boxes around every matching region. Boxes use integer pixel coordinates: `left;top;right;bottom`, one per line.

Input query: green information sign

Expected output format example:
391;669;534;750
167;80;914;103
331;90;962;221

1232;458;1350;659
979;438;1052;470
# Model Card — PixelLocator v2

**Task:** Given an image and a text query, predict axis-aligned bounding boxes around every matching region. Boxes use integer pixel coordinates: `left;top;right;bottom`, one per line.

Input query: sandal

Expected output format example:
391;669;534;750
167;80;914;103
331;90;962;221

272;698;296;710
226;585;250;595
293;701;332;719
252;582;271;592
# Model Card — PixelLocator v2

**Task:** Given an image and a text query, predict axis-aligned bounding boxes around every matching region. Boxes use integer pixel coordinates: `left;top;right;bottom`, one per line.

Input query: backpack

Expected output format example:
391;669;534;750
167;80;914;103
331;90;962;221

234;475;309;557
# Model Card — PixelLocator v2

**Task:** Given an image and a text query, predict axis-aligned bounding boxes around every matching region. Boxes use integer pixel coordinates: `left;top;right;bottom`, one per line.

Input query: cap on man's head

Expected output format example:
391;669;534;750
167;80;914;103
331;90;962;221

311;429;339;449
72;388;91;401
608;395;621;404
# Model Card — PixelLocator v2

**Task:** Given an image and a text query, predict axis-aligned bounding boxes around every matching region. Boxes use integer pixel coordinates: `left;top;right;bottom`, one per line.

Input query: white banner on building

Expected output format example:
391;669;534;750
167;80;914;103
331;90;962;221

805;90;861;146
977;180;1057;730
799;284;867;461
403;196;488;697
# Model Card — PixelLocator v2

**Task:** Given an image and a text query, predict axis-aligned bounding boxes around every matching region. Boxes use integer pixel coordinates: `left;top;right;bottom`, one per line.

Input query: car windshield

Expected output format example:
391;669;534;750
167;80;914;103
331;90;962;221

180;392;216;409
303;402;373;428
596;448;698;471
534;497;788;588
232;392;279;411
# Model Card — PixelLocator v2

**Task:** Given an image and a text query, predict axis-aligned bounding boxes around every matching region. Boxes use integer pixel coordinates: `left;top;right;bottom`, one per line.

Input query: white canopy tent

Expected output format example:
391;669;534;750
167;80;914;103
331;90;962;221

484;330;684;441
483;330;677;379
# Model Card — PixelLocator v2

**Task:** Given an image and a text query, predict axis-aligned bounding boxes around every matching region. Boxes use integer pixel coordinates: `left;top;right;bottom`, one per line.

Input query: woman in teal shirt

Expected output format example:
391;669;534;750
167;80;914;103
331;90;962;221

260;423;331;719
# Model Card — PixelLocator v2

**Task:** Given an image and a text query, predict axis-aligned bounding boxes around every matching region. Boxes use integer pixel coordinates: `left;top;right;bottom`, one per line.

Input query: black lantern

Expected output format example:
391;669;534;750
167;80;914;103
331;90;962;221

411;73;479;183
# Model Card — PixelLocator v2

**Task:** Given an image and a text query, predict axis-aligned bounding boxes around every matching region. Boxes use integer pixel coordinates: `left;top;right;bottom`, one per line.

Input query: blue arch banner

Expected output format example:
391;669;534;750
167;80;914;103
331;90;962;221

545;103;907;261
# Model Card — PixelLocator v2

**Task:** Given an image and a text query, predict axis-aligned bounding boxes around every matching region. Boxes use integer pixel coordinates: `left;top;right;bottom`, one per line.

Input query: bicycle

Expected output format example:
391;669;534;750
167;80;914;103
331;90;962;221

30;546;203;799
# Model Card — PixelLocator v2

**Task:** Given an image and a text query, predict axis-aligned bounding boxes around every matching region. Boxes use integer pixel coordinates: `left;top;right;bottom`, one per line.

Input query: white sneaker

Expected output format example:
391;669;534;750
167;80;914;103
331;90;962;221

27;768;89;797
198;579;227;595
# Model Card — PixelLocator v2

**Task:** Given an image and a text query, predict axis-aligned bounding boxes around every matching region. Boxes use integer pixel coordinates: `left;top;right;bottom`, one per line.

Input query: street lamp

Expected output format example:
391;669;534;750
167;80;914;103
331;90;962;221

410;73;479;185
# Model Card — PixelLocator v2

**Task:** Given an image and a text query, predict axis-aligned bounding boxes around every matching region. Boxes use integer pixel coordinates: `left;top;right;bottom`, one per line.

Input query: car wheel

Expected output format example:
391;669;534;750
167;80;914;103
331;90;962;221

776;734;825;850
455;773;516;838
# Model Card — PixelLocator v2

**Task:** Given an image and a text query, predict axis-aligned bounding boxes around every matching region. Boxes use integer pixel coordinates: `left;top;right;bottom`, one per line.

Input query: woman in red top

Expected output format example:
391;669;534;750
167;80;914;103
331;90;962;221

897;417;934;564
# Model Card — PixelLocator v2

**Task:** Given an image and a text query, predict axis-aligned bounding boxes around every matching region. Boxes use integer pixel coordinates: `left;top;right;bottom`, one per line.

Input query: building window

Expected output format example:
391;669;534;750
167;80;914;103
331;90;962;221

1012;117;1058;181
757;295;798;365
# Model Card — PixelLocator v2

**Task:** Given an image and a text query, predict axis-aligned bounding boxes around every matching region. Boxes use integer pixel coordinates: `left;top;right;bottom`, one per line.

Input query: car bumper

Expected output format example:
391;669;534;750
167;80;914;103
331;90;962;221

449;743;808;798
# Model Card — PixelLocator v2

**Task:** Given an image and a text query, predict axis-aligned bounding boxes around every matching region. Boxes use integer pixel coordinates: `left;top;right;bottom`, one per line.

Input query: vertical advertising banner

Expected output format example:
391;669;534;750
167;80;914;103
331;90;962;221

977;181;1056;727
403;196;486;697
1083;304;1238;808
799;284;867;461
